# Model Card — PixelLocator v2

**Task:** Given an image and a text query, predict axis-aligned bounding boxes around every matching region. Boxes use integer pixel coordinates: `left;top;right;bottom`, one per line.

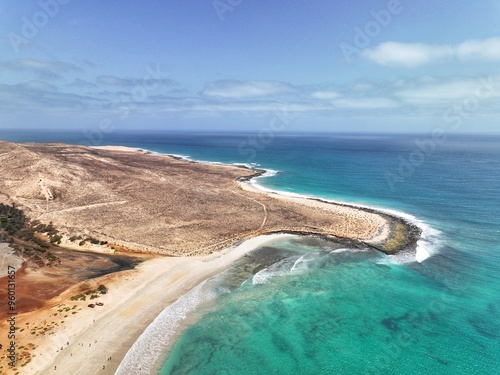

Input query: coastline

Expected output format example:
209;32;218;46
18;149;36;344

114;233;296;375
2;142;424;375
20;234;293;375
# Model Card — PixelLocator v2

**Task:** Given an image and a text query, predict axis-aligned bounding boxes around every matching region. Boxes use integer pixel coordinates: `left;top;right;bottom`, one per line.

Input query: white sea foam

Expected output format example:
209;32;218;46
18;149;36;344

290;253;318;272
252;258;295;285
252;266;281;285
243;170;443;264
329;248;359;254
289;256;301;270
197;160;226;165
253;168;279;181
240;279;249;288
166;153;192;160
414;224;442;263
156;151;260;168
141;149;206;164
252;254;316;285
386;250;418;264
115;280;217;375
169;154;224;165
377;208;443;264
231;162;260;169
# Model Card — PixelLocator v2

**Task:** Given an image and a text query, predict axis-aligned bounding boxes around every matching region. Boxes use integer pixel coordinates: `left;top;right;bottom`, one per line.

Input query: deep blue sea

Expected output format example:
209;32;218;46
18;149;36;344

2;130;499;374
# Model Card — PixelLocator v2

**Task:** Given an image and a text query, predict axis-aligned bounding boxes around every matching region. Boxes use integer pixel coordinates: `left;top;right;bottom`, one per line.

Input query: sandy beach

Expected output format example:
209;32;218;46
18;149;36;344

238;179;391;245
9;234;291;375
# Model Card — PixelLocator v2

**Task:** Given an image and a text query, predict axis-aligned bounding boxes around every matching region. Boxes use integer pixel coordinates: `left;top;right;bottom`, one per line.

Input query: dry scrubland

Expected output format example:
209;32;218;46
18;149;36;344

0;141;413;255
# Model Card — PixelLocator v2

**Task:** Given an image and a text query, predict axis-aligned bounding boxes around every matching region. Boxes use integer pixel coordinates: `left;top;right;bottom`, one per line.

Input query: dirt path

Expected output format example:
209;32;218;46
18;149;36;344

231;190;268;230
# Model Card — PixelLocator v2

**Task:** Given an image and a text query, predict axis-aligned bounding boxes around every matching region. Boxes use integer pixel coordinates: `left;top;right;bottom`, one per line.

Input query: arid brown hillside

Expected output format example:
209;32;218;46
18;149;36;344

0;141;412;255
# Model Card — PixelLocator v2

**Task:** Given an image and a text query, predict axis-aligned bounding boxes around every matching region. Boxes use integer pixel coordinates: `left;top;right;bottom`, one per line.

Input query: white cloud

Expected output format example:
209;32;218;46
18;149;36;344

311;91;341;100
333;97;399;109
5;74;498;120
351;81;376;91
362;37;500;67
0;59;82;80
96;75;177;87
456;38;500;60
362;42;453;67
201;80;295;98
67;79;97;88
395;75;500;105
147;98;399;113
0;81;100;112
16;81;58;92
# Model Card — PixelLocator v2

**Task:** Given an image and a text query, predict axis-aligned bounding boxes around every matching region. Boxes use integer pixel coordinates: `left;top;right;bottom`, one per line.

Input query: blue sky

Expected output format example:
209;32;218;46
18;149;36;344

1;0;500;133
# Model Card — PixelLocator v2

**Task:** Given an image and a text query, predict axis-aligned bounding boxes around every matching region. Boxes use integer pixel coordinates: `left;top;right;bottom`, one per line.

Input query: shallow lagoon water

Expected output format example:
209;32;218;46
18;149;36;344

159;237;499;375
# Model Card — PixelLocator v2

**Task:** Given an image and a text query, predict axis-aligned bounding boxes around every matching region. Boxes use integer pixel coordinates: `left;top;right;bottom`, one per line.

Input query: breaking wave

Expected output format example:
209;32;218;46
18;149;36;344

115;280;217;375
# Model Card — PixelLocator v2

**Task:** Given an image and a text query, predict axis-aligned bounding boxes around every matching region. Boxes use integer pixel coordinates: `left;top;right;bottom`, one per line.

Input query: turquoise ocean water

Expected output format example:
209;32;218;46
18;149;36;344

2;131;499;374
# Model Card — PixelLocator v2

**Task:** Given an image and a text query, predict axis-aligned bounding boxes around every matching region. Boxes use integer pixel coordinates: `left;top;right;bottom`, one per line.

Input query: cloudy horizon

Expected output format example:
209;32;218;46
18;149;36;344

1;1;500;134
